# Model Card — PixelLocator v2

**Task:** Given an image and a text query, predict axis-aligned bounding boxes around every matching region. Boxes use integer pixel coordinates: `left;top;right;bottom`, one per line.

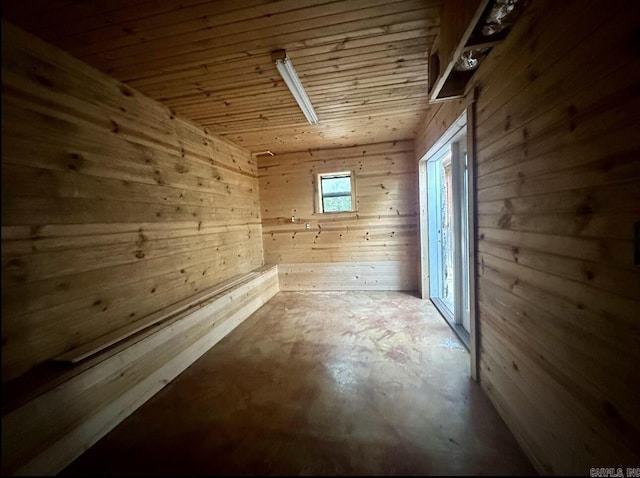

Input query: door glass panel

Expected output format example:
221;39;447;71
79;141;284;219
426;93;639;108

440;152;455;314
461;151;471;332
426;131;470;335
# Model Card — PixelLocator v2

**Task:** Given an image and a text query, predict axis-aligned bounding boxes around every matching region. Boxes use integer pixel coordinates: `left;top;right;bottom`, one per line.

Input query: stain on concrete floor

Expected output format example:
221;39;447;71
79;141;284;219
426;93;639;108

62;290;536;475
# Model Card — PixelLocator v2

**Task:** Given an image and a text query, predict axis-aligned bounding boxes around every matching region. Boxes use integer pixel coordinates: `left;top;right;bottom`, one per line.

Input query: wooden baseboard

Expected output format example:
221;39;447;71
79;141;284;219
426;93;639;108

278;261;418;291
1;265;279;476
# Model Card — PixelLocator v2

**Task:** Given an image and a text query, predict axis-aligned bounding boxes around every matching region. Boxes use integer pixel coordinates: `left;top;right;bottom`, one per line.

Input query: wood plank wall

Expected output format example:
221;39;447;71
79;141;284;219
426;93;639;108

2;266;279;476
259;141;419;290
1;21;264;384
415;0;640;473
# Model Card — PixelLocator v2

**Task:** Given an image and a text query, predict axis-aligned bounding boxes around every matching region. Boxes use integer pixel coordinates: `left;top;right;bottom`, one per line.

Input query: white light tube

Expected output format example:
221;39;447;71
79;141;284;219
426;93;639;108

275;54;319;125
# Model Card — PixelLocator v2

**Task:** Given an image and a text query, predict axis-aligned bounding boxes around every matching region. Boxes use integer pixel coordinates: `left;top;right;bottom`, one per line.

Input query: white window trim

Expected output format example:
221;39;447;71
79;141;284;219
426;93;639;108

314;170;357;214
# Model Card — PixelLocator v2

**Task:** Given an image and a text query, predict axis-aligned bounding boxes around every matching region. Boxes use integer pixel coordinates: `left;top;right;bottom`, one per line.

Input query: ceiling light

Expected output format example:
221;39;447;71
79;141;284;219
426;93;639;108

272;50;319;125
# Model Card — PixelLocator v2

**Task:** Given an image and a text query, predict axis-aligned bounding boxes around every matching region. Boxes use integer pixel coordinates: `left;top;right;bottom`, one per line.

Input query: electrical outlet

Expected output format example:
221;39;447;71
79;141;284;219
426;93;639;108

305;223;312;230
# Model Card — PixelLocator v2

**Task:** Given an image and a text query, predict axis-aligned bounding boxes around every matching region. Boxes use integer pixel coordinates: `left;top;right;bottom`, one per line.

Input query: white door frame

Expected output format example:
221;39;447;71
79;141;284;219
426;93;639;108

418;109;479;380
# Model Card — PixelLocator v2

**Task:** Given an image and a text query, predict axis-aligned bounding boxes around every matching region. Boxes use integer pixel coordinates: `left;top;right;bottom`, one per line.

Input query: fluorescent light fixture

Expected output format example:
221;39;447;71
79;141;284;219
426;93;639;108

272;50;319;125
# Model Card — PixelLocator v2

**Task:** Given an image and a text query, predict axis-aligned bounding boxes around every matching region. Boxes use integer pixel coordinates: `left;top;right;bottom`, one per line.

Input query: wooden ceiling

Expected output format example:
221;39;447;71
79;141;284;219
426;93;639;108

3;0;440;154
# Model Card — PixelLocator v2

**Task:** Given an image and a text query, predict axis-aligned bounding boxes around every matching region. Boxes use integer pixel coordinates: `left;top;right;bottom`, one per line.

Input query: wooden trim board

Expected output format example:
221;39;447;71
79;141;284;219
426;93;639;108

277;261;418;291
54;270;261;363
1;265;279;476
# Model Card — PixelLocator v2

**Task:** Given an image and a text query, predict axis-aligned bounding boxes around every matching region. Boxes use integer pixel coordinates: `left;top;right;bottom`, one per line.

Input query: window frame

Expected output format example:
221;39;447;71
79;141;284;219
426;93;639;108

314;170;357;214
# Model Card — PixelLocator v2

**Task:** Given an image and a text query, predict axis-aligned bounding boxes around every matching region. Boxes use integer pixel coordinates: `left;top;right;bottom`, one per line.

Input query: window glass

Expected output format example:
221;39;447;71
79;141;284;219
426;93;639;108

319;173;353;213
323;195;352;212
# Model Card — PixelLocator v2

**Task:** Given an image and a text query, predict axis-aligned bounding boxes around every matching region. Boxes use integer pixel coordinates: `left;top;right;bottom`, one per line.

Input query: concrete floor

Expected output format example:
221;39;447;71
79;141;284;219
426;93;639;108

62;291;536;475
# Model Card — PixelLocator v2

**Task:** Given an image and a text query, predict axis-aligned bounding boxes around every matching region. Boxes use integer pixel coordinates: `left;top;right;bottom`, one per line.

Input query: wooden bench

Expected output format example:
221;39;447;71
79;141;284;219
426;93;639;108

1;265;279;476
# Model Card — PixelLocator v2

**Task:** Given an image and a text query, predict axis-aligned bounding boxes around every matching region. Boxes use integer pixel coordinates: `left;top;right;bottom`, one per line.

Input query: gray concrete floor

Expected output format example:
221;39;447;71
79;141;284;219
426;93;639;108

63;290;536;475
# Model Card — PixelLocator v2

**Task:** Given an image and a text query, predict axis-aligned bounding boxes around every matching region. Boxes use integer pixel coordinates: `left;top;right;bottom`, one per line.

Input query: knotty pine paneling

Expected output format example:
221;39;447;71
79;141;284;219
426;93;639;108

2;0;440;154
259;140;419;290
1;21;264;383
415;0;640;473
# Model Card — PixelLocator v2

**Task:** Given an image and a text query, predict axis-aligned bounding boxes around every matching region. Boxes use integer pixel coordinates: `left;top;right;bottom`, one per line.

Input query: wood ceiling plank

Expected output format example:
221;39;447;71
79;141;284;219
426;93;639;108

166;82;429;121
195;99;418;135
17;0;224;43
175;61;428;94
4;0;441;153
97;7;433;79
165;90;428;122
305;63;429;86
261;18;435;56
167;104;421;131
85;0;422;63
157;61;429;107
67;0;342;57
130;34;431;91
258;139;414;163
124;19;434;84
155;52;429;94
254;106;423;126
182;93;428;120
6;1;159;48
138;42;430;99
172;86;426;115
223;119;421;154
302;52;430;76
229;124;420;148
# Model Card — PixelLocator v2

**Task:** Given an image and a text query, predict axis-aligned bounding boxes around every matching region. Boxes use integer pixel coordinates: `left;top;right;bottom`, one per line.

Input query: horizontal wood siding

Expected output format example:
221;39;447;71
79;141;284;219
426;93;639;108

415;0;640;473
259;141;419;290
1;21;264;383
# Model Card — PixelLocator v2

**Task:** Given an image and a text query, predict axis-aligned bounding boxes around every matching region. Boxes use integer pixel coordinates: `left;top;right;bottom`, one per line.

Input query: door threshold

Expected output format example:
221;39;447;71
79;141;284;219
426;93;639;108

430;298;470;351
449;323;470;351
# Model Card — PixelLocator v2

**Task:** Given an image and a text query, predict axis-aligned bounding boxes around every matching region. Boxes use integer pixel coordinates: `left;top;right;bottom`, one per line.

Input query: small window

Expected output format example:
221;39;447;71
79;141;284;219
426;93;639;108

316;171;355;213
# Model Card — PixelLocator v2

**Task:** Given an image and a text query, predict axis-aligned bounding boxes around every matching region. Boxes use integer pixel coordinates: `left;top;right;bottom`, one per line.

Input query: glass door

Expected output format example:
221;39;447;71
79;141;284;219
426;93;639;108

427;127;471;344
427;149;454;317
